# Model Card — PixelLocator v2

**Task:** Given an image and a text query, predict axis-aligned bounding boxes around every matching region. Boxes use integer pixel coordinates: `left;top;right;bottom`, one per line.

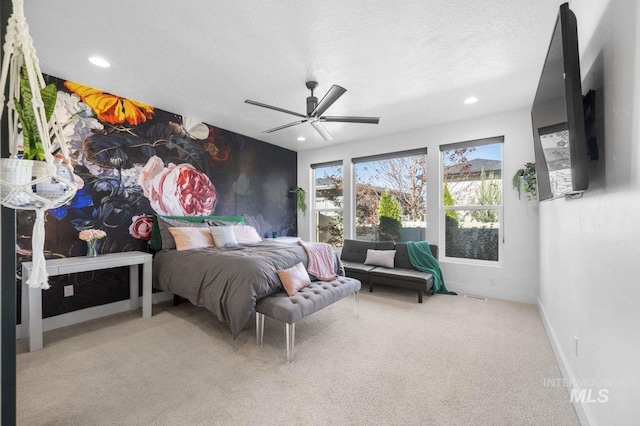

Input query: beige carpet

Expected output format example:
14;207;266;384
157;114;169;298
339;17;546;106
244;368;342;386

17;287;579;426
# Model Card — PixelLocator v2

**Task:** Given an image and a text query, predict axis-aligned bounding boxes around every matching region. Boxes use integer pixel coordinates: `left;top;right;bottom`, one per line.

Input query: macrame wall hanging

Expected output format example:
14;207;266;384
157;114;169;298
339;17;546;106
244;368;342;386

0;0;77;289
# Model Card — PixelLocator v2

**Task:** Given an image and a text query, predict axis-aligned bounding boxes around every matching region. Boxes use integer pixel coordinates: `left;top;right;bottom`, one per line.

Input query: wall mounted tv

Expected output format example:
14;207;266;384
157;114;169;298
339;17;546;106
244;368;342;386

531;3;589;201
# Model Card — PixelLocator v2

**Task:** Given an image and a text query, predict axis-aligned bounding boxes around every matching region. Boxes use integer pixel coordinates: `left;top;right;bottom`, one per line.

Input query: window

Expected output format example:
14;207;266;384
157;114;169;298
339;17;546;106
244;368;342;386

312;162;343;246
353;149;427;242
441;137;503;262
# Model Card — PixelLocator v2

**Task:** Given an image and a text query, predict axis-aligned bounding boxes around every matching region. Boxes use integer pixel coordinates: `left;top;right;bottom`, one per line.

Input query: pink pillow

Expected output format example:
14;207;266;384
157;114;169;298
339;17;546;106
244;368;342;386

277;262;311;296
168;227;214;251
233;225;263;244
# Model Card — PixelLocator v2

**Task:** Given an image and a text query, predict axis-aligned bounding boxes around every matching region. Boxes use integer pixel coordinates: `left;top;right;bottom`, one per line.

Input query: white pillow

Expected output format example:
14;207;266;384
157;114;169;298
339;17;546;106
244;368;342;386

233;225;263;244
209;226;239;248
364;249;396;268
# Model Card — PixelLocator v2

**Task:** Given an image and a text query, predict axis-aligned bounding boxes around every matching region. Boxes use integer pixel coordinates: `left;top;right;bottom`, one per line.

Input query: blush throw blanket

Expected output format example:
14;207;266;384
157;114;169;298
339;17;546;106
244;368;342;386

298;240;339;281
407;241;456;295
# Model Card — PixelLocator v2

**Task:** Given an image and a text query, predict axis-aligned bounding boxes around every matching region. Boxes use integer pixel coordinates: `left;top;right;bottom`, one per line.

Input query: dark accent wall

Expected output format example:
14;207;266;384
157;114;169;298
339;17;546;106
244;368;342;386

1;0;17;422
16;76;297;318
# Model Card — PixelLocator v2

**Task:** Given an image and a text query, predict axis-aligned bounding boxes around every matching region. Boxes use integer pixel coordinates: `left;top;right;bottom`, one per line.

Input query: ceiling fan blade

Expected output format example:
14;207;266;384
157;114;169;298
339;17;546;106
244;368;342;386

310;121;333;141
263;119;308;133
311;85;347;117
245;99;307;118
321;116;380;124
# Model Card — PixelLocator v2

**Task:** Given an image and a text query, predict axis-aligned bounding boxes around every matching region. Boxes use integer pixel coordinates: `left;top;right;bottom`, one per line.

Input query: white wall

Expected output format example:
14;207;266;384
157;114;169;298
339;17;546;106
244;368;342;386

538;0;640;424
298;107;540;303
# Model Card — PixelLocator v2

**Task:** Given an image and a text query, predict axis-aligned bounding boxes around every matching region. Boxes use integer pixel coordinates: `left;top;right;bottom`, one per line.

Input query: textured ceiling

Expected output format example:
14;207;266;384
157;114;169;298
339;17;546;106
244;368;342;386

22;0;565;151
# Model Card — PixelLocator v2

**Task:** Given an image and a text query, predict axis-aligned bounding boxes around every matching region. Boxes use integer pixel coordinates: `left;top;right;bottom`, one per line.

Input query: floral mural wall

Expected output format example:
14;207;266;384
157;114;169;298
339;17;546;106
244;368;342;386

17;75;297;319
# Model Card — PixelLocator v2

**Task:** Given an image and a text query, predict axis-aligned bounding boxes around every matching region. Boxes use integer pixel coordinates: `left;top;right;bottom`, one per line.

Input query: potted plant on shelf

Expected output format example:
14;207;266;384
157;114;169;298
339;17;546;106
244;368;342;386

289;187;306;214
512;162;537;200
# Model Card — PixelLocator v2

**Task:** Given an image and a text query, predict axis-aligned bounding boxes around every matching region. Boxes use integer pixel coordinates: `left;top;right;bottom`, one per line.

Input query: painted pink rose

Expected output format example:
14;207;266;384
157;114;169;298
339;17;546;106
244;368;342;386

138;156;165;198
129;214;153;240
138;156;216;216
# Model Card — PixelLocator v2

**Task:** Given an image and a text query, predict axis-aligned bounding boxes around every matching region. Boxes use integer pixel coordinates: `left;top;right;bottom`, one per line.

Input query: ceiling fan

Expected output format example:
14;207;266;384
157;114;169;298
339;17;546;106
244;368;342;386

245;81;380;141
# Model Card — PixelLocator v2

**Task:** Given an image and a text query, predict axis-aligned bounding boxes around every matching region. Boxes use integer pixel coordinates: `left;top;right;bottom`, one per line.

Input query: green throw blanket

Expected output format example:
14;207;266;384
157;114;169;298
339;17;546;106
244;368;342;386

407;241;456;295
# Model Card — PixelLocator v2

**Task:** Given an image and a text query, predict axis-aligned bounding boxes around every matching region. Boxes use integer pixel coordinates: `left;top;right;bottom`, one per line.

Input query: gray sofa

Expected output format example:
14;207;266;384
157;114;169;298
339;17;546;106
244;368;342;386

340;239;439;303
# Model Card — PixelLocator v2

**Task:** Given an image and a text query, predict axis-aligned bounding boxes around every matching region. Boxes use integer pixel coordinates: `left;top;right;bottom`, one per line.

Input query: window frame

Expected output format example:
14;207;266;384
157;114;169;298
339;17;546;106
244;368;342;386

352;148;428;243
439;136;504;265
311;161;344;245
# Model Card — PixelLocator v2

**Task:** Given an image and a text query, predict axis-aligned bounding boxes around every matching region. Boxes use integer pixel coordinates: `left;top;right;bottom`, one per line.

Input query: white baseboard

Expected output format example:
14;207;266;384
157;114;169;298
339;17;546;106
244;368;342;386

537;298;594;426
16;291;173;339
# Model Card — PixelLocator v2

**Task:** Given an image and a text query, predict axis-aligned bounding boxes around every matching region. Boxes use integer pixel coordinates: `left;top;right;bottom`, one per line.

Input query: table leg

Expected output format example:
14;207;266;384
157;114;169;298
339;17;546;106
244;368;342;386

129;264;139;311
28;287;43;352
142;260;152;318
21;280;29;339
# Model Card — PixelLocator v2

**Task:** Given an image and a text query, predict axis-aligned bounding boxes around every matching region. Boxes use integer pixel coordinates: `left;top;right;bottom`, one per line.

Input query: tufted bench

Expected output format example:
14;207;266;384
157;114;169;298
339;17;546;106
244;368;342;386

255;276;361;363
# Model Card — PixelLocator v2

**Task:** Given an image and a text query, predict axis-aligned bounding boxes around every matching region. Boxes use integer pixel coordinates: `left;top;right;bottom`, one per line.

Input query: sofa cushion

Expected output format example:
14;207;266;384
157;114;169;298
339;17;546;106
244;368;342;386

375;241;395;250
394;242;439;269
340;239;377;263
341;260;377;273
393;243;413;269
369;266;434;287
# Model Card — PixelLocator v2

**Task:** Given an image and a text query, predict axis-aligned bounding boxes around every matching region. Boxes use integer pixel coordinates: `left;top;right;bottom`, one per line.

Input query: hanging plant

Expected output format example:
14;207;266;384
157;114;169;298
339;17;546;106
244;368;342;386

512;162;537;200
13;63;58;160
289;187;306;213
0;1;78;289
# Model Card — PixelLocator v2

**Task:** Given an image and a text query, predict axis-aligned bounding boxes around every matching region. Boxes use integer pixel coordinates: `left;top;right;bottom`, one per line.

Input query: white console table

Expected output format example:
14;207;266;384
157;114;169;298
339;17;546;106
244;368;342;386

21;251;153;352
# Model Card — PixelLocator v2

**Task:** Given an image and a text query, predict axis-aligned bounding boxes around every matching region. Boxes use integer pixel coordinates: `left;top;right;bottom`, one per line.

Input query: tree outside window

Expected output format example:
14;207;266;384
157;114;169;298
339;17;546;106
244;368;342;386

354;150;427;242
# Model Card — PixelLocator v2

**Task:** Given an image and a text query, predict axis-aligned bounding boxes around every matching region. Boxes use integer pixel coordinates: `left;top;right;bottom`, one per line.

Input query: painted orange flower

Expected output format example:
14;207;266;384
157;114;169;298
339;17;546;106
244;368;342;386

64;81;154;126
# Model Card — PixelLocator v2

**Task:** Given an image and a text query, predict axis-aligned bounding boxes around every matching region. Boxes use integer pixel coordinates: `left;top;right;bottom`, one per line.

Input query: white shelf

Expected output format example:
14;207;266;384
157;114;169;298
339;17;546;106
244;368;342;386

21;251;153;351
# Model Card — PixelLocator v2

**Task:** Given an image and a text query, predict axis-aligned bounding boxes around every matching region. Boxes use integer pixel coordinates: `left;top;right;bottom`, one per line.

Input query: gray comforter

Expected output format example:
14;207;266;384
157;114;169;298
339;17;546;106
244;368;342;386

152;241;342;337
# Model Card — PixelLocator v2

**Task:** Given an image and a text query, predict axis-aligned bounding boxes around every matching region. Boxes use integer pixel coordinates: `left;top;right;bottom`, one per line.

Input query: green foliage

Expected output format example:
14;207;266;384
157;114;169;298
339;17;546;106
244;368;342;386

13;64;58;161
378;191;400;221
512;162;537;200
290;187;306;213
471;168;501;223
443;183;458;221
378;190;401;241
378;216;402;242
445;171;500;261
445;222;499;261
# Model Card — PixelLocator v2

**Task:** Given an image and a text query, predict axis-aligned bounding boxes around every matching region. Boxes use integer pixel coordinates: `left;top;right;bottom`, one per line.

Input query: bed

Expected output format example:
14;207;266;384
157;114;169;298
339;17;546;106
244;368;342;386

151;216;342;337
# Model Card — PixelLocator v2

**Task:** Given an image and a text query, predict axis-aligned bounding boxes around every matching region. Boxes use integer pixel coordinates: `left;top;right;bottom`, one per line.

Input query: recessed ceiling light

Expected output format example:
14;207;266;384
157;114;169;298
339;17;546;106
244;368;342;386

88;56;110;68
297;136;306;141
464;96;479;105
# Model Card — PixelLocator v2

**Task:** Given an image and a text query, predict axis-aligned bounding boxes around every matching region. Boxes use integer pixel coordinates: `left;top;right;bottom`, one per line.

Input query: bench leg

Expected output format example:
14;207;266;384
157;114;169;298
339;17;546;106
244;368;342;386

418;290;424;303
256;312;265;347
286;322;295;363
354;291;359;317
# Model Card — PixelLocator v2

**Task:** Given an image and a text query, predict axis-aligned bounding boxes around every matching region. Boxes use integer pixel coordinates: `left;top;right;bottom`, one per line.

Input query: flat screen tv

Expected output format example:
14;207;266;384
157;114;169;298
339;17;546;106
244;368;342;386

531;3;588;200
